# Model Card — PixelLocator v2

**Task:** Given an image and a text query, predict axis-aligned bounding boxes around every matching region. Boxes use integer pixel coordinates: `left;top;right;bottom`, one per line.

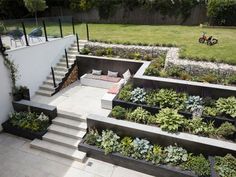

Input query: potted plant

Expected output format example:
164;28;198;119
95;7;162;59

12;86;30;101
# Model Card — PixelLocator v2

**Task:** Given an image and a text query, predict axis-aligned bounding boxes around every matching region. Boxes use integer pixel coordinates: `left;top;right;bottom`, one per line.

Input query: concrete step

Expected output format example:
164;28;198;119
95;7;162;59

43;132;81;149
67;50;79;55
57;110;86;122
57;62;73;68
60;57;76;63
39;84;55;92
47;74;64;81
43;79;60;86
48;124;86;139
54;66;68;72
30;139;86;162
36;89;53;96
52;70;67;77
52;117;87;130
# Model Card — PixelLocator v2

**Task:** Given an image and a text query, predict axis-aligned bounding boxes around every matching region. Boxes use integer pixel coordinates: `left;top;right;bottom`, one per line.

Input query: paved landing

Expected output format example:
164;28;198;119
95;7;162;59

0;133;153;177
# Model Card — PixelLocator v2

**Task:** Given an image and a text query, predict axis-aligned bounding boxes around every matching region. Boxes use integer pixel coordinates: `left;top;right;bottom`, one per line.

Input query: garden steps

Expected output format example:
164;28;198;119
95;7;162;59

57;111;87;122
52;117;87;130
36;40;87;97
30;139;86;162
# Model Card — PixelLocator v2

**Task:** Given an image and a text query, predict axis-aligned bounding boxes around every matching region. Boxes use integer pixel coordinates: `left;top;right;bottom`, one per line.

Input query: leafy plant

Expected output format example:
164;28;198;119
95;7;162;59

85;129;101;146
111;106;127;119
127;107;151;124
119;136;134;157
146;145;163;165
132;138;153;160
155;108;186;132
80;47;91;55
216;97;236;118
214;154;236;177
181;154;210;177
163;144;188;165
100;130;120;155
118;84;132;102
203;106;219;117
185;96;203;112
216;122;236;138
130;87;146;104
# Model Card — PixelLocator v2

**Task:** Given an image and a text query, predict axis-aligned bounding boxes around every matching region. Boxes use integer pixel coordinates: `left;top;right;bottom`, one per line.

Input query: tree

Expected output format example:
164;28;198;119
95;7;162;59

24;0;47;26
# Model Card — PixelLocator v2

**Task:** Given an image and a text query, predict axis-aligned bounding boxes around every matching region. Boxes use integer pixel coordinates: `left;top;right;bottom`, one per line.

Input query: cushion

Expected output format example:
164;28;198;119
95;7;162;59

107;85;120;94
108;70;118;77
101;75;121;83
123;69;131;81
92;69;102;75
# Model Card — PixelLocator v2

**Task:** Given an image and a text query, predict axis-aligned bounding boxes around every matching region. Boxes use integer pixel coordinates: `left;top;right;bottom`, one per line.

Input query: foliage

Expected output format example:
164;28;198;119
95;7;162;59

146;89;187;110
163;144;188;165
132;138;153;160
203;106;218;117
207;0;236;26
185;96;203;112
85;129;101;146
216;122;236;138
80;47;91;55
127;107;151;124
118;84;132;102
100;130;120;155
69;0;95;11
216;97;236;118
155;108;186;132
111;106;127;119
214;154;236;177
9;112;49;132
181;154;210;177
186;117;215;136
3;57;18;89
130;87;146;104
146;144;163;165
119;136;134;157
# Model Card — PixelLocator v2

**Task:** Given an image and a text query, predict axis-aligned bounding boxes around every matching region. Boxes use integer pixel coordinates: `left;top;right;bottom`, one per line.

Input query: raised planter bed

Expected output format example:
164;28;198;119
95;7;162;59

112;98;236;127
79;139;197;177
87;114;236;156
2;120;47;140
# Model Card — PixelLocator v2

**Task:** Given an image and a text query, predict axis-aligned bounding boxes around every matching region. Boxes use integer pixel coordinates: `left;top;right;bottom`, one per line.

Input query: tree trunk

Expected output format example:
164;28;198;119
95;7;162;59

35;11;38;26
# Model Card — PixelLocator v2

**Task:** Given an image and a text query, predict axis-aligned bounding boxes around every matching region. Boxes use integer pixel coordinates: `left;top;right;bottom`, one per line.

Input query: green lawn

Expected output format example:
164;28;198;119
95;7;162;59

6;23;236;65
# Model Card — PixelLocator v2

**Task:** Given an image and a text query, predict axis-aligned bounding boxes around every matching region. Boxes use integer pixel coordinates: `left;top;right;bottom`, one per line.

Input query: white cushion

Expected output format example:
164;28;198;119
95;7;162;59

123;69;131;81
92;69;102;75
108;70;118;77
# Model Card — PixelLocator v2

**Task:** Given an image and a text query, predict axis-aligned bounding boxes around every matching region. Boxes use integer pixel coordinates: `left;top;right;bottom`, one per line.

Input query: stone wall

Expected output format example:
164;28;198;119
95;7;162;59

61;65;78;90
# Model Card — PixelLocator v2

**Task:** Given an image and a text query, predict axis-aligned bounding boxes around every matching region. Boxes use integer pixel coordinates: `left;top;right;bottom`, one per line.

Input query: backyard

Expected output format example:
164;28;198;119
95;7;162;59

5;23;236;65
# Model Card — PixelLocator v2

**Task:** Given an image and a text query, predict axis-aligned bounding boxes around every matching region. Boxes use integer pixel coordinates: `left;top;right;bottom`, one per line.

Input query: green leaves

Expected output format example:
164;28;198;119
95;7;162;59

100;130;120;155
118;84;132;102
215;154;236;177
127;107;151;124
111;106;127;119
216;97;236;118
24;0;47;12
130;87;146;104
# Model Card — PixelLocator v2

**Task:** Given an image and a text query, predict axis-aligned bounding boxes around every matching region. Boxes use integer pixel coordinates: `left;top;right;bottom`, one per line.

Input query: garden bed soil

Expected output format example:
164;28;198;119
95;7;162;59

2;120;47;140
112;98;236;127
79;140;197;177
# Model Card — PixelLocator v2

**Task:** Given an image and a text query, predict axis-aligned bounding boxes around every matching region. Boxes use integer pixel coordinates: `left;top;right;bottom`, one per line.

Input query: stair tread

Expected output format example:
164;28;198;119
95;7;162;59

31;139;86;161
48;124;86;138
36;89;53;96
43;132;81;147
53;117;87;130
57;110;86;122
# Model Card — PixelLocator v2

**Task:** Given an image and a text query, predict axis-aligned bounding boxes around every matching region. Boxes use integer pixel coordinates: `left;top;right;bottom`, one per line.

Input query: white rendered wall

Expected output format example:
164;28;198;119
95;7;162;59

6;35;76;97
0;55;12;131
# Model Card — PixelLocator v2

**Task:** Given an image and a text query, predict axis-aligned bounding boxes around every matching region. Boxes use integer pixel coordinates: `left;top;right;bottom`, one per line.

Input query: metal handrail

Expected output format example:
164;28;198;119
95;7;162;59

51;67;57;88
65;49;69;68
76;33;80;52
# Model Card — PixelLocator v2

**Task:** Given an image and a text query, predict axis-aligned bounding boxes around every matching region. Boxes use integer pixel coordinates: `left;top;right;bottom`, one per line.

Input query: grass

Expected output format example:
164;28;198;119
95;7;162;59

5;23;236;65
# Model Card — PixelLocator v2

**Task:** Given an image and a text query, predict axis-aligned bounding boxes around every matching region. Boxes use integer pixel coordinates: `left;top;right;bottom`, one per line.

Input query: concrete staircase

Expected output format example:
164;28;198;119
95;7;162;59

30;111;87;162
36;41;86;97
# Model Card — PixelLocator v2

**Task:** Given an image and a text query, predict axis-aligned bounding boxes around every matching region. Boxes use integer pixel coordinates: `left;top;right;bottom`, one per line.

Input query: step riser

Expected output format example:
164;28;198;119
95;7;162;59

57;63;73;67
43;137;78;149
36;91;52;97
48;129;82;140
52;72;66;77
47;76;63;81
39;86;55;92
54;67;68;72
57;112;86;123
52;120;86;131
30;144;84;162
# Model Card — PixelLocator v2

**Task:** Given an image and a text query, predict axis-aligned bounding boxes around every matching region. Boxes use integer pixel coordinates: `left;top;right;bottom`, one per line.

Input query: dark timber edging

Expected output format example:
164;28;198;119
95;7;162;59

79;139;197;177
86;114;236;157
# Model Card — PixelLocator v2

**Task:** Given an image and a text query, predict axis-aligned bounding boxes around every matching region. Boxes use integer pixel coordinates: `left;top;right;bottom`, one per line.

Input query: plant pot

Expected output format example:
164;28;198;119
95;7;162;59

79;140;197;177
1;120;47;140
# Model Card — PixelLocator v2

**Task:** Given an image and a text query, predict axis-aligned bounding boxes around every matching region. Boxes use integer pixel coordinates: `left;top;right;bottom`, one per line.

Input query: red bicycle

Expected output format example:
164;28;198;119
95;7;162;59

199;32;218;46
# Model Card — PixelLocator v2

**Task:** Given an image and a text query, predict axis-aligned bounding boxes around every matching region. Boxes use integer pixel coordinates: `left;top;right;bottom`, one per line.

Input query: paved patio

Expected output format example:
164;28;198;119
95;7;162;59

0;133;153;177
32;81;110;118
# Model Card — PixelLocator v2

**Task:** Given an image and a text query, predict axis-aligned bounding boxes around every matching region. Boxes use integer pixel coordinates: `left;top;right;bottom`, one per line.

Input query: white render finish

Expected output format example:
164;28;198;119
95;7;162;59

6;35;76;97
0;55;12;131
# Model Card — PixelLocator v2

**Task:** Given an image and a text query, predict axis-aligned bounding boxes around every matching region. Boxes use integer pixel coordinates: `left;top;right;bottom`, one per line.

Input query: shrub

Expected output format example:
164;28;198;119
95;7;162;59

119;136;134;157
127;107;151;124
214;154;236;177
163;145;188;165
84;129;101;146
118;84;132;102
100;130;120;155
203;106;219;117
146;145;163;165
216;122;236;138
216;97;236;118
132;138;153;160
166;66;183;78
185;96;203;112
80;47;91;55
144;66;160;76
181;154;210;177
200;73;218;84
155;108;186;132
130;87;146;104
111;106;127;119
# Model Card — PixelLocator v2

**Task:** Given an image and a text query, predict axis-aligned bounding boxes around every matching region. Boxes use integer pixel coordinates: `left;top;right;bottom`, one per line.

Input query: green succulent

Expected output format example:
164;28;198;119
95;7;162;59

216;97;236;118
132;138;153;160
215;154;236;177
130;87;146;104
146;145;163;165
155;108;186;132
119;136;134;157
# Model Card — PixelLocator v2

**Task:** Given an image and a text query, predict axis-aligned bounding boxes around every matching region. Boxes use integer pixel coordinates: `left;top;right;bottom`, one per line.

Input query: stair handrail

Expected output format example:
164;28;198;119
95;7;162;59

51;67;57;88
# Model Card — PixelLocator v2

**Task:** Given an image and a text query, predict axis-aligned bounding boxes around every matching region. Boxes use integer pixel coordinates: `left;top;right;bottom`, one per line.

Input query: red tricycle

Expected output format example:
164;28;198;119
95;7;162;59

198;32;218;46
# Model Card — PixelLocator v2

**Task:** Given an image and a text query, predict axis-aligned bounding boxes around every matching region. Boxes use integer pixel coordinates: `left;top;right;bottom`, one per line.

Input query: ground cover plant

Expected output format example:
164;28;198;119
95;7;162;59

84;129;212;177
4;23;236;64
9;111;49;132
214;154;236;177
